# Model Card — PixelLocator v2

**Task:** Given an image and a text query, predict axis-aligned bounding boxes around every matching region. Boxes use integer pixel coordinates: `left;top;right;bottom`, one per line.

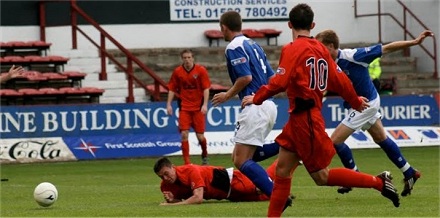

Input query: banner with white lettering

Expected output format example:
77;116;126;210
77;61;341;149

62;134;181;160
0;95;438;139
169;0;289;21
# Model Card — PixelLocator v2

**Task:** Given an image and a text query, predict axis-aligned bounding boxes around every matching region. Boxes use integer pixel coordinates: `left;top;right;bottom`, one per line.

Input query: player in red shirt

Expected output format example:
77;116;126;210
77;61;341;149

167;49;211;165
153;157;278;205
241;3;400;217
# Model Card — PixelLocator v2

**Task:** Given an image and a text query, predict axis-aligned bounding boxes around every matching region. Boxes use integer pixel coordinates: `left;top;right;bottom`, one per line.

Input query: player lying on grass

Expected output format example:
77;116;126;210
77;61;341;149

153;157;288;205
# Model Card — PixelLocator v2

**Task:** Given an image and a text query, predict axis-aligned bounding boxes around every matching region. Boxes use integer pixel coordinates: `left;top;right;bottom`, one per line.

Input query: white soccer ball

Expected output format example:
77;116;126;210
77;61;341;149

33;182;58;207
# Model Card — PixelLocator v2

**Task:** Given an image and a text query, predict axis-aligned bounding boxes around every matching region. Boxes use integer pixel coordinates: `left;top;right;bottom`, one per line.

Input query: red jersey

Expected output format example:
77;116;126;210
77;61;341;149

253;36;362;112
160;164;228;200
168;64;211;111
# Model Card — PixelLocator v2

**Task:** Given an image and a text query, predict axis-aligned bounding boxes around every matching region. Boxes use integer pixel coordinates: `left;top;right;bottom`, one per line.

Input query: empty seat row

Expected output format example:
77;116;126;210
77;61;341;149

0;41;52;48
1;70;86;81
0;87;104;96
0;55;69;63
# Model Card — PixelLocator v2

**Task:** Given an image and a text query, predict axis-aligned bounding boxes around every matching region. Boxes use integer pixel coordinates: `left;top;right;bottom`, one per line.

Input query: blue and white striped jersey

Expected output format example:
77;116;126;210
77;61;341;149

336;44;383;108
225;35;274;100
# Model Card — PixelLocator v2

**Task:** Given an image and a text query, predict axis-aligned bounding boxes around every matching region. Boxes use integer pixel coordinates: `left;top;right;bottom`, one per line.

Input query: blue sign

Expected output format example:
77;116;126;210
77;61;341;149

0;95;438;139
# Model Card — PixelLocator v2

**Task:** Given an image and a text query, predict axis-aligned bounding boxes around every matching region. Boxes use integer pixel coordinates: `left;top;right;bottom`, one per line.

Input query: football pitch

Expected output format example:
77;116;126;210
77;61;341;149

1;146;439;217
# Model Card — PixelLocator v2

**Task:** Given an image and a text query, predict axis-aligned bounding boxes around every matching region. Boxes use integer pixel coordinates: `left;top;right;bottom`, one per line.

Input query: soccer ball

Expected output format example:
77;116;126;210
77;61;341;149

33;182;58;207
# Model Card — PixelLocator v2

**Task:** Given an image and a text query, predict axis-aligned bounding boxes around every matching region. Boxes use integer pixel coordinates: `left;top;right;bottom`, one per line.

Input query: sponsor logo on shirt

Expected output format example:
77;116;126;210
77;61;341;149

276;67;285;75
231;57;247;66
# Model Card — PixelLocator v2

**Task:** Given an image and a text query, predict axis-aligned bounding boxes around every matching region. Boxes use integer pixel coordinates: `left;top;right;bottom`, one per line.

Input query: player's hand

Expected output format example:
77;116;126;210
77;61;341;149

162;191;174;202
414;30;434;45
201;104;208;114
355;96;370;112
211;92;228;107
241;95;255;109
8;65;24;78
166;104;173;116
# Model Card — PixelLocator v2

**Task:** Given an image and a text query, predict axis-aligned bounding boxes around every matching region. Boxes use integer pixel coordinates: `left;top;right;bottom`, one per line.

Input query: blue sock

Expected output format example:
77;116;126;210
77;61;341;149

335;143;358;171
239;159;273;196
377;137;415;178
252;142;280;162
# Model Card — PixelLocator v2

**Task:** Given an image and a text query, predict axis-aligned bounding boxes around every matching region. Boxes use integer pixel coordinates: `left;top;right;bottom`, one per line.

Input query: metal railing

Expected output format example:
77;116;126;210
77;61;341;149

39;0;169;102
354;0;437;78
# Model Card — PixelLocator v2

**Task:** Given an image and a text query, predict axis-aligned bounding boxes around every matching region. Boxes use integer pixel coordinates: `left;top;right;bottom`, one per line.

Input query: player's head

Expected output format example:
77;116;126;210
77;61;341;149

180;49;195;68
288;3;315;31
220;11;242;41
315;29;340;60
154;157;177;184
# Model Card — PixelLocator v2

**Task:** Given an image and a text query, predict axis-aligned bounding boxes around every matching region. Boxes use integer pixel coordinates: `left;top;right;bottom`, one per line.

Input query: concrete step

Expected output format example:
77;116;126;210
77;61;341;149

99;95;150;104
101;87;146;97
50;49;99;58
83;80;128;89
85;72;127;81
397;78;440;88
396;87;440;95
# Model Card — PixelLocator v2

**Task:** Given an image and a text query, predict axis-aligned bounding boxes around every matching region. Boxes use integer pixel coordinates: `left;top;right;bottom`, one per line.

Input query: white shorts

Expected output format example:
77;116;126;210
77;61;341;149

342;96;381;131
233;100;277;147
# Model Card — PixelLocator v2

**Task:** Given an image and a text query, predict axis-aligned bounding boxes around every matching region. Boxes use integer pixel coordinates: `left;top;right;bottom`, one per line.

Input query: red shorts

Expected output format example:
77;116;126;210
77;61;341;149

178;110;206;133
275;109;335;173
228;170;269;202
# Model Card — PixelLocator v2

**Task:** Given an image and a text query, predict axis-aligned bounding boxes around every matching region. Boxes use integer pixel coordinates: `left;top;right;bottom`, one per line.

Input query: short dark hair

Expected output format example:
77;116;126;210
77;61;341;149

315;29;340;49
220;11;242;32
289;3;314;30
153;157;173;174
180;49;193;58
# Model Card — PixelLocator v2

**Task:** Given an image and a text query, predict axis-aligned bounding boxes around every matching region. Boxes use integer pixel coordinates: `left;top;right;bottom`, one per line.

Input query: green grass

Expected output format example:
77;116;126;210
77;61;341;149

1;146;439;217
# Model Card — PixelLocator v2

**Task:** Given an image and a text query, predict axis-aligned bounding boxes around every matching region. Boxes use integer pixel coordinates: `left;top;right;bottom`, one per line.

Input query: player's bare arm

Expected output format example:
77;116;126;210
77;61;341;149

166;91;175;116
211;75;251;106
160;187;204;206
382;30;434;54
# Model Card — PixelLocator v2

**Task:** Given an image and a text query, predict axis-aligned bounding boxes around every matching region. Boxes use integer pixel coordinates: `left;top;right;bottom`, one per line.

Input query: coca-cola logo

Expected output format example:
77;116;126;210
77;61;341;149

1;140;62;160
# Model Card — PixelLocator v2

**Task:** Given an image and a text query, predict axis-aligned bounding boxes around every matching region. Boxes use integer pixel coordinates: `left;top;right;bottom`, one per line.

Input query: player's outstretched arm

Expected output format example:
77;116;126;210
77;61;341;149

160;187;204;206
382;30;434;54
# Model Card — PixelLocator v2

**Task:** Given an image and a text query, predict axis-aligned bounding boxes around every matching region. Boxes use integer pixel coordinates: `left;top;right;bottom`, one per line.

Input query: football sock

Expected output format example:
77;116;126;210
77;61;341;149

200;138;208;158
268;175;291;217
377;137;415;179
335;143;359;171
327;168;383;191
252;142;280;162
181;140;190;164
240;159;273;196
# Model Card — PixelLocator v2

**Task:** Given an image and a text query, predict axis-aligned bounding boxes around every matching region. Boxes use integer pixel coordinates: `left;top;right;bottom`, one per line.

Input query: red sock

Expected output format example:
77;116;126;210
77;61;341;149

327;168;383;191
268;175;291;218
181;141;190;164
200;138;208;158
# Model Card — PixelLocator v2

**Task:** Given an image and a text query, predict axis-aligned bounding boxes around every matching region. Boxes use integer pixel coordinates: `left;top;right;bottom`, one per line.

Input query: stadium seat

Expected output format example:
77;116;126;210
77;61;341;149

59;87;87;94
39;88;65;95
0;89;23;97
43;72;69;80
242;29;265;39
204;30;224;47
18;88;45;95
258;29;282;46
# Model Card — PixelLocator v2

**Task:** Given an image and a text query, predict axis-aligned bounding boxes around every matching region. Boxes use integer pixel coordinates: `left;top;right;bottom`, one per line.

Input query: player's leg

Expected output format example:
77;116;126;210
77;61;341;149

179;110;191;165
368;119;420;196
193;111;208;165
268;147;298;217
234;101;277;197
331;122;358;171
252;141;280;162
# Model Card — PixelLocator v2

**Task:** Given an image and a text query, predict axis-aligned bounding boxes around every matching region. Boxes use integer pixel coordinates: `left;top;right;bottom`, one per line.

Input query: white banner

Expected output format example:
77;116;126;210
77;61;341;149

170;0;289;21
0;138;77;163
186;126;440;155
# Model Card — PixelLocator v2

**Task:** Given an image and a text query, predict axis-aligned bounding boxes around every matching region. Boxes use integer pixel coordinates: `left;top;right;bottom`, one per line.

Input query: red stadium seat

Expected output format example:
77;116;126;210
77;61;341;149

43;72;69;80
18;88;45;95
59;87;87;94
81;87;105;94
0;89;24;97
242;29;265;39
39;88;65;95
204;30;224;47
2;56;26;62
258;29;282;46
